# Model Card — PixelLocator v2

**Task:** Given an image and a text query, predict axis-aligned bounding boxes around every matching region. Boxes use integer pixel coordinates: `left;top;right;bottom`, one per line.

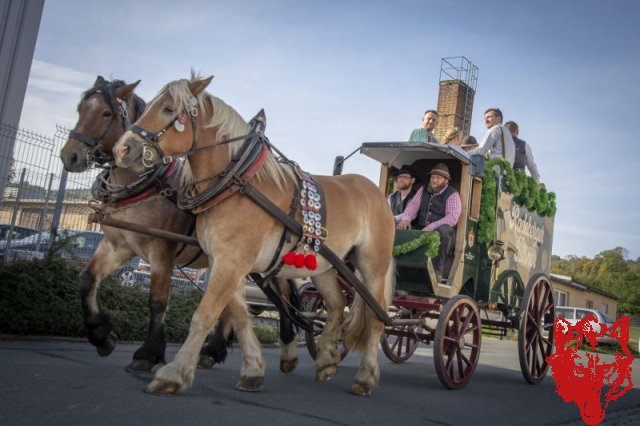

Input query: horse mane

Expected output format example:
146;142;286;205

161;76;294;190
81;78;146;120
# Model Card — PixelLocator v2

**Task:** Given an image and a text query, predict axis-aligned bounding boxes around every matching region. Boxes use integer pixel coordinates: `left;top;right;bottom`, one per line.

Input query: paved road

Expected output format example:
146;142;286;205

0;337;638;426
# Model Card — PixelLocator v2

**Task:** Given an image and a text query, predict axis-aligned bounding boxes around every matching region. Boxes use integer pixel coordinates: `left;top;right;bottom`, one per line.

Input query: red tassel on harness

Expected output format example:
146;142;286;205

282;251;296;265
294;253;305;268
304;253;317;270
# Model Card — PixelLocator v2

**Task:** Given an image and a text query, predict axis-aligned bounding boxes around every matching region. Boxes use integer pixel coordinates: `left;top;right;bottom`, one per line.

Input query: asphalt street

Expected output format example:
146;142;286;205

0;336;638;426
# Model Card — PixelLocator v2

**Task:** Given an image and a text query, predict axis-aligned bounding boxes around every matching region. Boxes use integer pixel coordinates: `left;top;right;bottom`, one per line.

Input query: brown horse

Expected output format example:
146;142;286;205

60;77;300;375
113;75;395;396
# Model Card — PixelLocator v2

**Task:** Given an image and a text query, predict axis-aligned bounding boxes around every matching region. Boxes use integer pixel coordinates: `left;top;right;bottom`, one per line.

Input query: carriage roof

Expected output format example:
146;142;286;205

359;142;470;169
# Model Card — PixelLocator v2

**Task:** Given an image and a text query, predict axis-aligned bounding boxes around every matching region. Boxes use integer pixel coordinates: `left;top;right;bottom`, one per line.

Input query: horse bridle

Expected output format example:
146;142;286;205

129;96;253;168
69;94;132;165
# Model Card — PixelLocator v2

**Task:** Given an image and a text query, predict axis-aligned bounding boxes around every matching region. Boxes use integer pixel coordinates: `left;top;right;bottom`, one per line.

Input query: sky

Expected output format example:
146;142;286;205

18;0;640;260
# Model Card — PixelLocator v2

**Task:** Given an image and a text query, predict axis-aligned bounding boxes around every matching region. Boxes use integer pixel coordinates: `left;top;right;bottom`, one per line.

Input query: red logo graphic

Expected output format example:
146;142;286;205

547;315;634;425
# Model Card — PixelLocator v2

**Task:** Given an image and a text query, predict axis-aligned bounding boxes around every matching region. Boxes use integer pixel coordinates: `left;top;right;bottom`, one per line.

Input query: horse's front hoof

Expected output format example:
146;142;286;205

126;359;159;374
145;378;182;395
351;381;373;397
280;358;298;374
96;331;117;357
315;364;337;382
235;376;264;392
197;355;216;370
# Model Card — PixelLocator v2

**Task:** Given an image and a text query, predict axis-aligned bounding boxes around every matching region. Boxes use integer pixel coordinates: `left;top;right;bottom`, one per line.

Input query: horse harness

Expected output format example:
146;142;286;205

70;94;132;166
132;100;391;325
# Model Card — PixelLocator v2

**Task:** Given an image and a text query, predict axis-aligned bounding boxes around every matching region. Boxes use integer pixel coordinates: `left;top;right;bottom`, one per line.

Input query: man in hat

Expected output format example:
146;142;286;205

467;108;515;165
460;135;478;152
408;109;441;144
388;165;417;223
397;163;461;282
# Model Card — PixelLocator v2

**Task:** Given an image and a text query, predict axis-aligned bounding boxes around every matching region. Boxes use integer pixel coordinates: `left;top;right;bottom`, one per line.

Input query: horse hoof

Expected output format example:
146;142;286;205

280;358;298;374
96;331;117;357
145;379;182;396
315;364;337;382
235;376;264;392
126;359;158;374
197;355;216;370
351;381;373;397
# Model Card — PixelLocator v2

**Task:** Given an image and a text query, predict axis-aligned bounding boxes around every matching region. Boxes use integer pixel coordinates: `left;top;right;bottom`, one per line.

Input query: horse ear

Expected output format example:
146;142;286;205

188;75;214;96
94;75;105;87
115;80;141;100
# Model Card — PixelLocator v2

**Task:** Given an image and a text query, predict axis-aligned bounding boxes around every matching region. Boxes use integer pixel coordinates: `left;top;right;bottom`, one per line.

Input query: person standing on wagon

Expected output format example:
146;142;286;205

397;163;461;282
409;109;441;143
388;165;417;223
504;121;541;183
467;108;515;166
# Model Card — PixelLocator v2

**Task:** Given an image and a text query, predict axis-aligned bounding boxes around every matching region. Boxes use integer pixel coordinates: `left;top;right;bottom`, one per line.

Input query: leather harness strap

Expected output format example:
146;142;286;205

240;182;391;325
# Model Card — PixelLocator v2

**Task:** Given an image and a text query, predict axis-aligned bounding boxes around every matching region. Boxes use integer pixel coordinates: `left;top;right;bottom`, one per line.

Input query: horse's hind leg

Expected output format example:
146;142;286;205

198;311;235;369
311;270;346;382
278;279;299;374
345;252;394;396
80;240;134;357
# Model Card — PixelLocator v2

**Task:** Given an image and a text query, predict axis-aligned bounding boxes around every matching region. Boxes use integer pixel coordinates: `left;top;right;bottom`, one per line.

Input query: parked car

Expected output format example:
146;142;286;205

1;229;103;264
244;277;311;316
117;258;207;290
555;306;617;345
0;224;40;247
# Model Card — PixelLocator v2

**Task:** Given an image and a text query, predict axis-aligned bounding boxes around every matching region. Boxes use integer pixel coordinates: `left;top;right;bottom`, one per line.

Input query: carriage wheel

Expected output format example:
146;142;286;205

434;295;482;390
302;294;349;361
491;270;524;322
380;306;421;363
518;276;555;384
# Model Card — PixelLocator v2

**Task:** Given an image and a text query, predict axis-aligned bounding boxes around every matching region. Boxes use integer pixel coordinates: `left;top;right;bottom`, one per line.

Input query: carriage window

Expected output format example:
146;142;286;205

469;177;482;221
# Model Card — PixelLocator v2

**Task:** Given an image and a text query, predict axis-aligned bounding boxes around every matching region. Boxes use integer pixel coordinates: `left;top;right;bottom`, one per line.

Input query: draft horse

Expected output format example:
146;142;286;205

60;76;300;375
113;75;395;396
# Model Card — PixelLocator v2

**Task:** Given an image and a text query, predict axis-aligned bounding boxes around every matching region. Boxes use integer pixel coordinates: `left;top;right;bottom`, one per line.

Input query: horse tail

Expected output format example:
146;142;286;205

344;260;395;352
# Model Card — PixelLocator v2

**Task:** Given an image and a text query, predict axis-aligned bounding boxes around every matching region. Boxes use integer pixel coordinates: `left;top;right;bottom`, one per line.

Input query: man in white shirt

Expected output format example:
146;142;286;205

468;108;515;166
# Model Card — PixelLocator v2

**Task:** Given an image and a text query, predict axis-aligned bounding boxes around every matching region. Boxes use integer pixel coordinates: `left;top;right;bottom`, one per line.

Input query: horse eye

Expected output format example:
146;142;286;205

102;111;112;118
163;106;175;115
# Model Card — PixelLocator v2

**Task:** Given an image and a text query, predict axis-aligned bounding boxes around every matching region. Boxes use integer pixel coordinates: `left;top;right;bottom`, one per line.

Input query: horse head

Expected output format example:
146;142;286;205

113;74;257;185
61;76;144;172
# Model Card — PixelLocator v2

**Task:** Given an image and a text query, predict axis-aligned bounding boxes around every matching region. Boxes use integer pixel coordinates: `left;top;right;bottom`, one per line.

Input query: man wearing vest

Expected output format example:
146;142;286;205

397;163;461;283
504;121;541;183
388;165;417;223
467;108;515;166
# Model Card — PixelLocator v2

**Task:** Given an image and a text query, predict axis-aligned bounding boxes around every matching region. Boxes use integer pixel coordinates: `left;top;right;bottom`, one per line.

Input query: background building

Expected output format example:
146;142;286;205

435;56;478;142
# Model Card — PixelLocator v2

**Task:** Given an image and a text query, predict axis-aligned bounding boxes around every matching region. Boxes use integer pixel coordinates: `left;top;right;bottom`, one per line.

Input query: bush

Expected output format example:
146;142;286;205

0;256;274;344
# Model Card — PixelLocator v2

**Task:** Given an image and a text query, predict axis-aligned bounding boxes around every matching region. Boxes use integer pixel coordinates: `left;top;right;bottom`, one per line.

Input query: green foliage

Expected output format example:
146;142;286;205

0;256;271;343
477;158;557;244
392;231;441;259
552;247;640;315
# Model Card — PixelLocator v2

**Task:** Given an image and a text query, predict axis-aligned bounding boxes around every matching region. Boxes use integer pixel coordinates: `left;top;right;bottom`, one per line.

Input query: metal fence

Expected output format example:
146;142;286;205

0;122;100;257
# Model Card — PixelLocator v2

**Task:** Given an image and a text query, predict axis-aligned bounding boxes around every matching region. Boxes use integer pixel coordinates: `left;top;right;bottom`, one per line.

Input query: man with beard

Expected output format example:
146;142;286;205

397;163;461;282
388;165;417;223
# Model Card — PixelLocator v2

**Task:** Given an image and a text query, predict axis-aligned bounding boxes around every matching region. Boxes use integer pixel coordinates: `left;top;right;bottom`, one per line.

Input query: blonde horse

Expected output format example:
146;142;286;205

60;77;300;375
113;75;395;396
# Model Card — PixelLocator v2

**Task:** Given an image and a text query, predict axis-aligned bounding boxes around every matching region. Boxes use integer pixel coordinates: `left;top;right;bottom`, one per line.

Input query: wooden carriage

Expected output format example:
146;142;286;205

304;142;556;389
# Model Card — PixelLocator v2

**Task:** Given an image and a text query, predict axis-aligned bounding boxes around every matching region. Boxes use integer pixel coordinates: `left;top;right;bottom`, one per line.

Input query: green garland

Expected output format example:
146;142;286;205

392;231;440;259
478;158;557;244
